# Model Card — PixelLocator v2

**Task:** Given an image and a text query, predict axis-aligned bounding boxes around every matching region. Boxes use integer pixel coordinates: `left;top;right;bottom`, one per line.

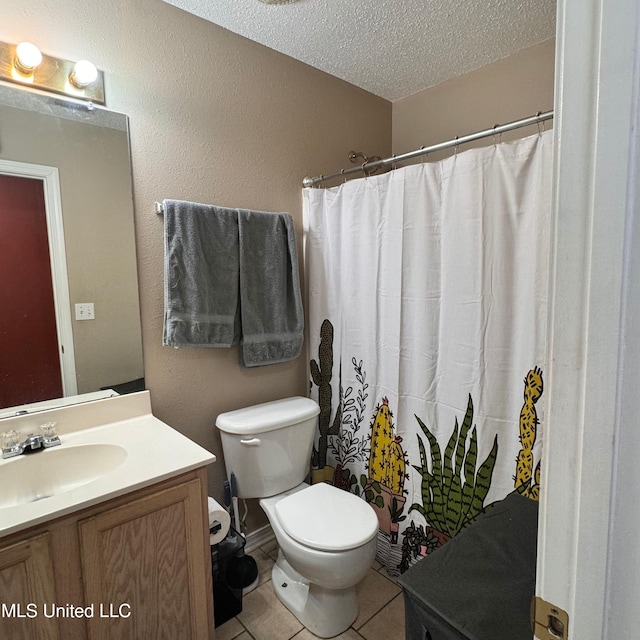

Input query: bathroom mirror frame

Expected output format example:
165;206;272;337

0;82;144;418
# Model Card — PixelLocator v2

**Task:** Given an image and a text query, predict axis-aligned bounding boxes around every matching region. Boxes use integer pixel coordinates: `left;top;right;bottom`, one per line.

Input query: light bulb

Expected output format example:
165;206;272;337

69;60;98;88
14;41;42;74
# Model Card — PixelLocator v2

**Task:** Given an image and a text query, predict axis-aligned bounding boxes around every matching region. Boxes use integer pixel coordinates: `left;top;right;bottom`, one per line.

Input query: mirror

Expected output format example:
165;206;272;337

0;83;143;417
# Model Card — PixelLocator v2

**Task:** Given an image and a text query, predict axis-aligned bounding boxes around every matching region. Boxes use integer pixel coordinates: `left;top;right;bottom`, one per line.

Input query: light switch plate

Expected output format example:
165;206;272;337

75;303;95;320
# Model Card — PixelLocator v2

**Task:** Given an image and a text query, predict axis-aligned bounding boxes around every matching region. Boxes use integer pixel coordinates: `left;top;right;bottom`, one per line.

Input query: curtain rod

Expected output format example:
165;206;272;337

302;110;554;188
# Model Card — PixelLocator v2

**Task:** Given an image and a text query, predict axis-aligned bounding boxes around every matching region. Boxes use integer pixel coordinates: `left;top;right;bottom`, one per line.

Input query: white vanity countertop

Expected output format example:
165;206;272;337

0;391;216;538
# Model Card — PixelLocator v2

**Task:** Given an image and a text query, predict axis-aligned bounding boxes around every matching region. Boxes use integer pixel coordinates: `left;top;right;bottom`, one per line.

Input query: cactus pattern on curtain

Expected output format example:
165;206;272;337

304;131;552;576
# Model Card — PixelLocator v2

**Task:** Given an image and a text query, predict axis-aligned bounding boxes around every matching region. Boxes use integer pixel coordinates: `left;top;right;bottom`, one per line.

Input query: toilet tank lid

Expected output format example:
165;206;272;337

215;396;320;435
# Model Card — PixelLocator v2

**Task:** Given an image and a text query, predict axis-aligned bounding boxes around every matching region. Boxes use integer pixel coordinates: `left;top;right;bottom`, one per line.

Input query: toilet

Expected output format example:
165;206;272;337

216;396;378;638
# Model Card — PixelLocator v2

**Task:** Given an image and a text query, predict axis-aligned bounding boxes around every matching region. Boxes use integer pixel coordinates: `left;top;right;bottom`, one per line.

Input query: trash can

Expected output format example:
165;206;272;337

212;527;245;627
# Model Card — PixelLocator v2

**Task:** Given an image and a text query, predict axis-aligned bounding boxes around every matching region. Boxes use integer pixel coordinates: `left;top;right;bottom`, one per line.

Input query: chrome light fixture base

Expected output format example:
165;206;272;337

0;40;105;105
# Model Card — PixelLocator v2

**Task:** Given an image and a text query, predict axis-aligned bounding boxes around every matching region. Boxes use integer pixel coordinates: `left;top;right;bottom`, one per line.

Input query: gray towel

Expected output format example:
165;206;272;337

163;199;303;367
238;209;304;366
163;199;241;348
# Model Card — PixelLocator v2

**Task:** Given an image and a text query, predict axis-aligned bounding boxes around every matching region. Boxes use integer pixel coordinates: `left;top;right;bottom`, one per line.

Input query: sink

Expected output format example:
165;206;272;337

0;391;216;538
0;443;128;509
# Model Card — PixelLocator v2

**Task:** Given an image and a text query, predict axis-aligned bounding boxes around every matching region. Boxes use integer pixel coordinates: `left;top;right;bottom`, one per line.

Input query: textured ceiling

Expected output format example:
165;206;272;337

162;0;556;101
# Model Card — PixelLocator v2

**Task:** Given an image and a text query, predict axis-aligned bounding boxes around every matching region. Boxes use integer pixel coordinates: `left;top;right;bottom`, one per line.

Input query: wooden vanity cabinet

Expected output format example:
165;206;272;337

0;468;214;640
0;532;60;640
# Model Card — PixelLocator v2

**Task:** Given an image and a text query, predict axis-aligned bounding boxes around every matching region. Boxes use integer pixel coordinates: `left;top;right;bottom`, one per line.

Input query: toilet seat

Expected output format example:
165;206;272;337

275;482;378;552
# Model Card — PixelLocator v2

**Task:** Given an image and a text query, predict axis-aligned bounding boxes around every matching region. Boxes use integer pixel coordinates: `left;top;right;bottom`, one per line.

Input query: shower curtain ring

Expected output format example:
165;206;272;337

454;135;459;157
361;161;368;177
392;154;397;171
536;112;545;135
341;168;346;184
492;124;499;146
420;146;427;165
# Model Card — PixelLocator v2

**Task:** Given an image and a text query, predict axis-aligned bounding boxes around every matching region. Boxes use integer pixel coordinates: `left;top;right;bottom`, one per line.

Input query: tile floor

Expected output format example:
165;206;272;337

216;538;405;640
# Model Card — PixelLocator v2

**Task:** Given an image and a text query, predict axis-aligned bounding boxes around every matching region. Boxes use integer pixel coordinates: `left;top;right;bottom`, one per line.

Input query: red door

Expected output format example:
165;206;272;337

0;173;63;407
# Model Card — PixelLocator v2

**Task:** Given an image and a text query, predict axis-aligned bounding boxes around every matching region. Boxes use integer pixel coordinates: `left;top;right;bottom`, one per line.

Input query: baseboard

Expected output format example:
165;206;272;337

244;523;275;554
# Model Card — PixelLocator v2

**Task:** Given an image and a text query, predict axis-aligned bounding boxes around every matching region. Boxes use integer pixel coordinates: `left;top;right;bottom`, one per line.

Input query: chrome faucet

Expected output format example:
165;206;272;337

23;433;45;452
1;423;61;459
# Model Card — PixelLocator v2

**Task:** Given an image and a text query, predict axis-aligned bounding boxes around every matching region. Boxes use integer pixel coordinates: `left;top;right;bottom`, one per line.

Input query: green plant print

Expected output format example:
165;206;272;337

309;319;341;469
410;394;498;538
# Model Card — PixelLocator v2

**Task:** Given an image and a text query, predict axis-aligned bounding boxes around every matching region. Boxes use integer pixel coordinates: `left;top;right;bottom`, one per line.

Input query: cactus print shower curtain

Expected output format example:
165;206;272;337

303;130;552;576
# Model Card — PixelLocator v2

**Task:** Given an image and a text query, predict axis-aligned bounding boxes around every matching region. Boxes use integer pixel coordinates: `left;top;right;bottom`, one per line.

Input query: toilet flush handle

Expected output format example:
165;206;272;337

240;437;261;446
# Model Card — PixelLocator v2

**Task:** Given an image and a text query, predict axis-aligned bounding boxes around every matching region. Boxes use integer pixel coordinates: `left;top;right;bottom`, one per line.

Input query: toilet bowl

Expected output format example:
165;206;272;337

261;482;378;637
216;397;379;638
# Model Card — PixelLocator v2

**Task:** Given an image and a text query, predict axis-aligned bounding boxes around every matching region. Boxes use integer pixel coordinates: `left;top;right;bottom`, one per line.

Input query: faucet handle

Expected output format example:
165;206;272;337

1;430;21;458
2;429;19;449
40;422;61;448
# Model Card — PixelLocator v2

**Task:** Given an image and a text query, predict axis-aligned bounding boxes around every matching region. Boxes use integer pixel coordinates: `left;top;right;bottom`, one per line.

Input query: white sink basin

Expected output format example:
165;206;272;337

0;443;128;509
0;391;216;537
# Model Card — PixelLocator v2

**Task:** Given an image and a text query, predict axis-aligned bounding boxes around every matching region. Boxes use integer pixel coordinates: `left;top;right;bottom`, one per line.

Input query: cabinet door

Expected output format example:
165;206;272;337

79;478;213;640
0;533;60;640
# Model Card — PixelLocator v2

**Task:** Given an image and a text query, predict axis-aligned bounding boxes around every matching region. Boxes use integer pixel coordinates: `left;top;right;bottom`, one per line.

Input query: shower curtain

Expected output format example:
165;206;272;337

304;130;552;576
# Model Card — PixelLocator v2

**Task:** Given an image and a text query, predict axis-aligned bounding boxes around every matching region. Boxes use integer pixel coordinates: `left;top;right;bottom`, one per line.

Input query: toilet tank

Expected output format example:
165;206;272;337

215;397;320;499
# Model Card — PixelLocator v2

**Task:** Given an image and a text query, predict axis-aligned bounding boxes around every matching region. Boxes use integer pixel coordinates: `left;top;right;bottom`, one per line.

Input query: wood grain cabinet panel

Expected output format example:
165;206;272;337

0;533;60;640
79;479;212;640
0;469;214;640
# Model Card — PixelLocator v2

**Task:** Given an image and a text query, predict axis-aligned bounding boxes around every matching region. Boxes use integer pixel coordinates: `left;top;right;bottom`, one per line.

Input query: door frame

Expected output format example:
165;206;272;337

0;159;78;398
537;0;640;637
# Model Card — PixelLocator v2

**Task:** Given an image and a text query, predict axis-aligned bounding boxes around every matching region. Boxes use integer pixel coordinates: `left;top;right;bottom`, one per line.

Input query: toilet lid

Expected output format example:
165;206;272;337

275;483;378;552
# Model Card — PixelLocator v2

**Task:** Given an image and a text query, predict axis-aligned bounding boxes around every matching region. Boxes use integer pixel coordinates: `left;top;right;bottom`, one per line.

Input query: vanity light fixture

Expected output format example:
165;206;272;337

14;42;42;76
69;59;99;88
0;40;105;104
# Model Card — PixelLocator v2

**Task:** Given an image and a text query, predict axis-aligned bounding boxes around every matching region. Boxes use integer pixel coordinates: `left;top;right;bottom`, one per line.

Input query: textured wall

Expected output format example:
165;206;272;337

0;3;554;535
162;0;556;101
392;39;555;160
0;0;391;528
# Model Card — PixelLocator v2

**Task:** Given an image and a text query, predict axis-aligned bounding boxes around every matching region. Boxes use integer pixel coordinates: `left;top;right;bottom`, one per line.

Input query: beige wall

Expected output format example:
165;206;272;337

0;0;391;526
1;3;553;533
392;39;555;160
